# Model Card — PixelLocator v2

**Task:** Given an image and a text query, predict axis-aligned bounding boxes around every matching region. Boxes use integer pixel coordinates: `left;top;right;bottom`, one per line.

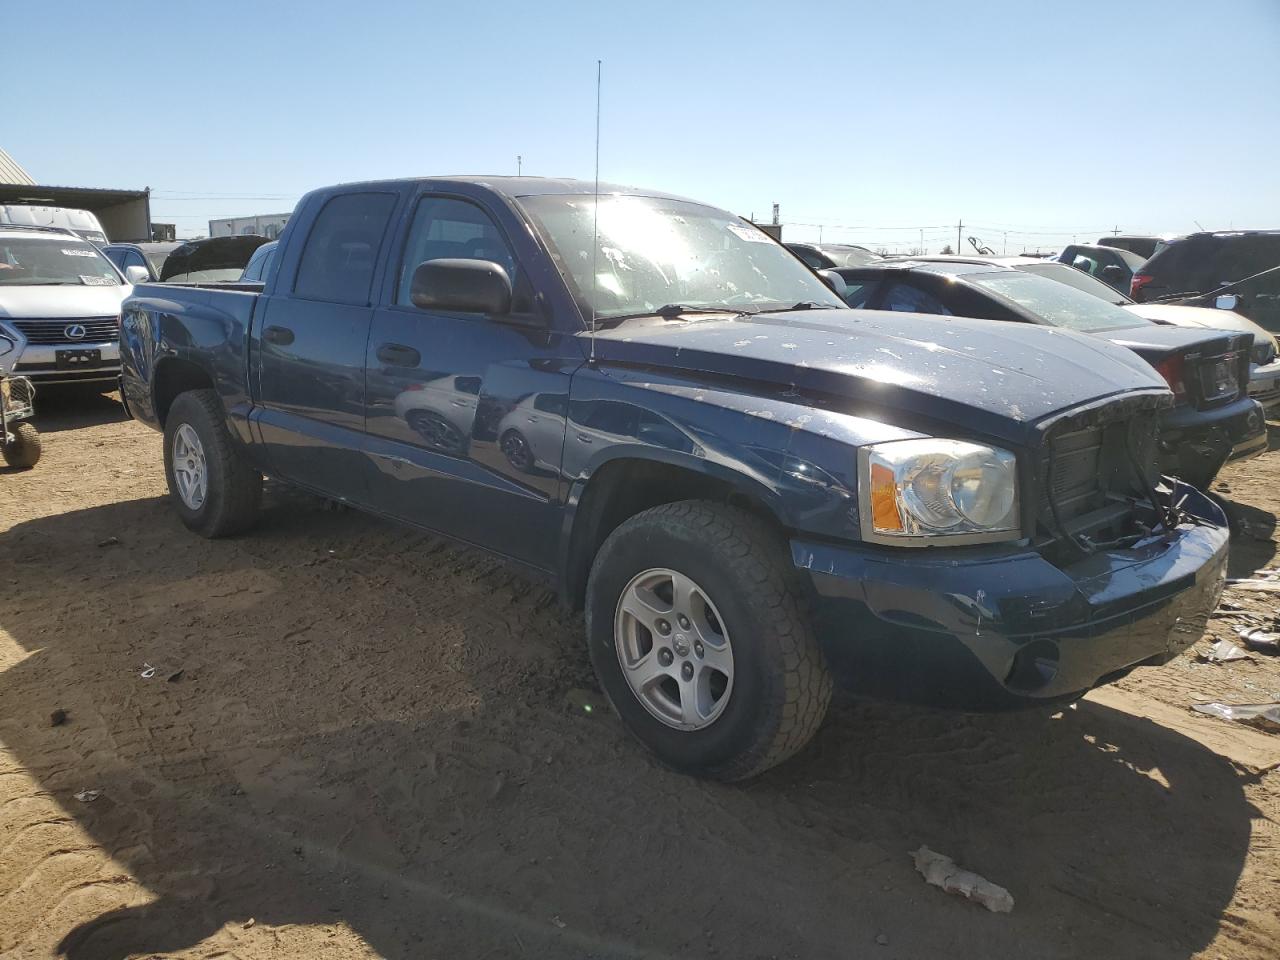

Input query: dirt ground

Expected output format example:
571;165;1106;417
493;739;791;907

2;392;1279;960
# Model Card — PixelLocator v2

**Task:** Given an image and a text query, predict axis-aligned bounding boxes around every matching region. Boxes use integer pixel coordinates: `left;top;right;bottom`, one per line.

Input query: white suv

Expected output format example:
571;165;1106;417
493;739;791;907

0;225;139;387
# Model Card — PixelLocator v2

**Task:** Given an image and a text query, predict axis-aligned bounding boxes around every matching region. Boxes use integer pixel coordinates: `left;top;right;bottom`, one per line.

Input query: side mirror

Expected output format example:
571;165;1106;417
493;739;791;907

817;269;847;296
1215;293;1240;310
124;265;149;284
411;259;512;315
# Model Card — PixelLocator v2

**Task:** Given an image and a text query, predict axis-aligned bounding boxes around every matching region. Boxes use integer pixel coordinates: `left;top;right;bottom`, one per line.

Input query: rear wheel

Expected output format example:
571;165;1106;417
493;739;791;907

163;390;262;538
586;501;832;781
2;422;41;469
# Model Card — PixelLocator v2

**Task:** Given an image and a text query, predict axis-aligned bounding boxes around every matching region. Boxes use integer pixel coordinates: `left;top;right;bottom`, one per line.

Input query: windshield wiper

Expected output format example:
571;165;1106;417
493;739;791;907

599;303;756;325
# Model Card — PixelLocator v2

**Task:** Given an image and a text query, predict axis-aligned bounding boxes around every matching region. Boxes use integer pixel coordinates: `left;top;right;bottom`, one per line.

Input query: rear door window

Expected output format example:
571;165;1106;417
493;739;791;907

294;192;398;305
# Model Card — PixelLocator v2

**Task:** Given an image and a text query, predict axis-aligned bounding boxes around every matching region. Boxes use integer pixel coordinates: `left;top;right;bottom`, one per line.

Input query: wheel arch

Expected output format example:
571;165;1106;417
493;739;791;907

152;357;216;428
557;449;792;611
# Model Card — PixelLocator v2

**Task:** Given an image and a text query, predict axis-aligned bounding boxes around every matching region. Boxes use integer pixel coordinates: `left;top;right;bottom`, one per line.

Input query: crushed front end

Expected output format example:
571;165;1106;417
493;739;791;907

792;393;1229;710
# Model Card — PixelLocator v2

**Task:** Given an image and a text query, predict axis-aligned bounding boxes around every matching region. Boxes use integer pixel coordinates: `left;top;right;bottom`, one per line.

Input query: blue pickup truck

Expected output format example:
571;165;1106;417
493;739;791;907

118;177;1229;780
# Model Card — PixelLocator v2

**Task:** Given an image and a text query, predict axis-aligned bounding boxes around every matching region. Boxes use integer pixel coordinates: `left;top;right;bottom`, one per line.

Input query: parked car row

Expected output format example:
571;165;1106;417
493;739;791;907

114;175;1244;781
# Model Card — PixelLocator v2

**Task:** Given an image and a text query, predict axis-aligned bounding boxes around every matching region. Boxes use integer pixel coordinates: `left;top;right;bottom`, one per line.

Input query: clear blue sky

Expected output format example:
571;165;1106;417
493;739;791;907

7;0;1278;250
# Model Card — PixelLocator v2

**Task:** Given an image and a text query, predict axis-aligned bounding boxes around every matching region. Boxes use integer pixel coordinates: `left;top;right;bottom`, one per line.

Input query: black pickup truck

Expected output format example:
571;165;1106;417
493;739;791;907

119;176;1229;780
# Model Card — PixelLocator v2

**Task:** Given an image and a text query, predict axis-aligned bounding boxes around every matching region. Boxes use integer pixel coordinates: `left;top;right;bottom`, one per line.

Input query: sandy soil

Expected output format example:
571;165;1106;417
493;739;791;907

2;392;1279;960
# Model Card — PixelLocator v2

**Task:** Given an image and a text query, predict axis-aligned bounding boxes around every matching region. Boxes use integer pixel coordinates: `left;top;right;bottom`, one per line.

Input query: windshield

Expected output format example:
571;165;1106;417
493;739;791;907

0;236;120;286
1016;261;1132;305
517;194;844;321
969;270;1148;332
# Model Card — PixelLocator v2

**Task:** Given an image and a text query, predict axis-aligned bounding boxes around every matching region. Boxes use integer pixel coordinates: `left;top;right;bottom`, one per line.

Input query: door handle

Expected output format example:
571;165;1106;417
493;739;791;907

263;325;295;346
577;433;594;444
377;343;421;367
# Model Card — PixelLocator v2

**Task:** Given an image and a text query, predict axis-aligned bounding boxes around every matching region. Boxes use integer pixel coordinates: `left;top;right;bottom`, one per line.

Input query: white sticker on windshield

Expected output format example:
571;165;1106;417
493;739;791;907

63;247;97;257
80;275;115;286
726;224;773;244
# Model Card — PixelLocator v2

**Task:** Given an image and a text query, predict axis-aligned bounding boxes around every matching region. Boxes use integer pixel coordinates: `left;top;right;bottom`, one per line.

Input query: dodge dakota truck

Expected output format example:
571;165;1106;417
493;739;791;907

118;177;1229;780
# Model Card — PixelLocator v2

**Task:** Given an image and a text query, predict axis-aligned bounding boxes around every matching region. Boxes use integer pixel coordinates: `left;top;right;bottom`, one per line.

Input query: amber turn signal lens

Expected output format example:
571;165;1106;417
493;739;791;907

870;462;903;531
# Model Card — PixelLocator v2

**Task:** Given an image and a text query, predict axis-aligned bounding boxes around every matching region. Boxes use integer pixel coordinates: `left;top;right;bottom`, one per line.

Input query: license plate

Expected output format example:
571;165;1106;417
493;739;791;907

55;348;102;369
1203;358;1238;401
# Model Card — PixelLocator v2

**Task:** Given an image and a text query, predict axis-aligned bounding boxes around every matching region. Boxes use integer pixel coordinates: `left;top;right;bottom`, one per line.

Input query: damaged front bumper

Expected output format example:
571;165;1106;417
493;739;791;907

793;481;1229;710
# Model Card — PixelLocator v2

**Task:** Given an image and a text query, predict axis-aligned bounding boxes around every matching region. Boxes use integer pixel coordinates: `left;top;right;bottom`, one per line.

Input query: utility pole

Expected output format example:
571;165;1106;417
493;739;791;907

517;155;522;175
919;227;924;254
818;225;823;243
1003;231;1008;255
771;203;780;226
956;220;963;256
1113;224;1119;236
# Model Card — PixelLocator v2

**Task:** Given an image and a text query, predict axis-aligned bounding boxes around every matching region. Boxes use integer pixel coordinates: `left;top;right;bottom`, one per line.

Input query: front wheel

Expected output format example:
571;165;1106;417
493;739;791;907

163;390;262;538
586;501;832;781
2;422;41;468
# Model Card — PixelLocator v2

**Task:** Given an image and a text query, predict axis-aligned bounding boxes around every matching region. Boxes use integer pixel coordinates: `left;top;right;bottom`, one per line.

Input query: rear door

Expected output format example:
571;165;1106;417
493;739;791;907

362;190;581;569
253;190;401;503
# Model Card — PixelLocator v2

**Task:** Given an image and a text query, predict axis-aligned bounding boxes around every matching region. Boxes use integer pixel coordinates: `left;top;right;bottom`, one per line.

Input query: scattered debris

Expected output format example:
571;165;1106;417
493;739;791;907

96;536;120;548
73;789;101;803
50;708;67;727
1192;702;1280;732
167;669;185;683
139;663;156;679
911;846;1014;913
242;917;256;929
1225;581;1280;594
875;933;890;946
551;916;567;929
1238;628;1280;655
1200;639;1251;663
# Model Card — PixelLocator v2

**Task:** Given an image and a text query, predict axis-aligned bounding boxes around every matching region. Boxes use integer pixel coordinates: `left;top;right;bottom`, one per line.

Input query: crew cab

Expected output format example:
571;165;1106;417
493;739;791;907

832;256;1266;487
0;224;137;387
119;177;1229;780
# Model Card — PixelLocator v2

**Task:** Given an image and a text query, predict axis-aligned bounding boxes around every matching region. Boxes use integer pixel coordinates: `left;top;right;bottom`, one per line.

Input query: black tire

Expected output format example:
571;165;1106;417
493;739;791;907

585;501;832;781
2;421;41;469
163;390;262;538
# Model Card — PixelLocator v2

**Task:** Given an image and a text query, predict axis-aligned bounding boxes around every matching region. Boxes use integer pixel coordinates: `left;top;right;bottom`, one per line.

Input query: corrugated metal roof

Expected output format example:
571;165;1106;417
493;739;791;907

0;147;35;186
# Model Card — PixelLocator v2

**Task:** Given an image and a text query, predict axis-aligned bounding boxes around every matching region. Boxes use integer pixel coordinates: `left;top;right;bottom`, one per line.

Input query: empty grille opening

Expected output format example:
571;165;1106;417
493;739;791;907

1035;407;1162;554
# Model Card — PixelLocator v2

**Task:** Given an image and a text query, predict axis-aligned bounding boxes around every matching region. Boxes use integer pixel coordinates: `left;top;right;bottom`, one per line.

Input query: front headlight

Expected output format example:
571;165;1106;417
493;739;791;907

859;439;1021;545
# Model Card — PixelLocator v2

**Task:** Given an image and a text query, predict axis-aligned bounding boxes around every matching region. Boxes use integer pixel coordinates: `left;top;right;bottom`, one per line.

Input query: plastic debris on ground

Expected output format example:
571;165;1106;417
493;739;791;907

1192;702;1280;732
1238;627;1280;655
73;789;101;803
139;663;156;679
1199;639;1251;663
910;845;1014;913
1225;570;1280;593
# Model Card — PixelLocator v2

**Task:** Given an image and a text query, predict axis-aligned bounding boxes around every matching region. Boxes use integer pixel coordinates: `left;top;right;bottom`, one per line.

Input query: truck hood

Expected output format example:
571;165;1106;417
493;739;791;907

0;283;132;320
587;308;1168;446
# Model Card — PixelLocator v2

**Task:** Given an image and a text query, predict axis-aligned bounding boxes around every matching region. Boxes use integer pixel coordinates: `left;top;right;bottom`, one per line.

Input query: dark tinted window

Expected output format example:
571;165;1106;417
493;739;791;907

788;245;826;269
396;196;517;305
883;282;951;315
124;250;146;271
294;192;397;305
103;247;128;269
1213;236;1280;285
840;279;880;308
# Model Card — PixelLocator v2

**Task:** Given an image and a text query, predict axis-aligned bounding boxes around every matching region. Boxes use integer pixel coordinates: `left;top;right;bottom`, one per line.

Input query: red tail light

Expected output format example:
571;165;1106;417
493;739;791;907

1155;354;1187;404
1130;273;1154;299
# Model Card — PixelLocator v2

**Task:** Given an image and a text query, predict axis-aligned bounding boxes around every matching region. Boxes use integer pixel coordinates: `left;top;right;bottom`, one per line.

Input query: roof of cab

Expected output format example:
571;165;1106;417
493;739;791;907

311;175;703;204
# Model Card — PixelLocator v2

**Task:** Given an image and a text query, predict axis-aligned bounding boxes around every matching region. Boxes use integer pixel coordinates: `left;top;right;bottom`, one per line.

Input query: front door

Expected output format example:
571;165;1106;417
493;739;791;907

254;190;400;503
363;192;581;570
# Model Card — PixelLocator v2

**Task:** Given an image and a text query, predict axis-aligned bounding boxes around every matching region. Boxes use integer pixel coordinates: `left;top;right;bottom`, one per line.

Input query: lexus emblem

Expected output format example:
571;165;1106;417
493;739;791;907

64;323;87;340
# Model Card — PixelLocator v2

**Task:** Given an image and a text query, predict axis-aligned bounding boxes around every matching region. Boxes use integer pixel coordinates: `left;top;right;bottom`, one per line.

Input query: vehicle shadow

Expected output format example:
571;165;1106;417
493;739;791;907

30;386;128;433
0;494;1259;959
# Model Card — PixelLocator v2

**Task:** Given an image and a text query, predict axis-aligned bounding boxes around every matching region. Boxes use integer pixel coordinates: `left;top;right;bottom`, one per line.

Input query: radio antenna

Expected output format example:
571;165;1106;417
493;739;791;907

589;58;602;364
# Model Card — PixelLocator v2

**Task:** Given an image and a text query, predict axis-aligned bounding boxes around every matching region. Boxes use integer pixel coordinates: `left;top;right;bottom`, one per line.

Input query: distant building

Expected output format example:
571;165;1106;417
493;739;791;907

209;213;291;240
